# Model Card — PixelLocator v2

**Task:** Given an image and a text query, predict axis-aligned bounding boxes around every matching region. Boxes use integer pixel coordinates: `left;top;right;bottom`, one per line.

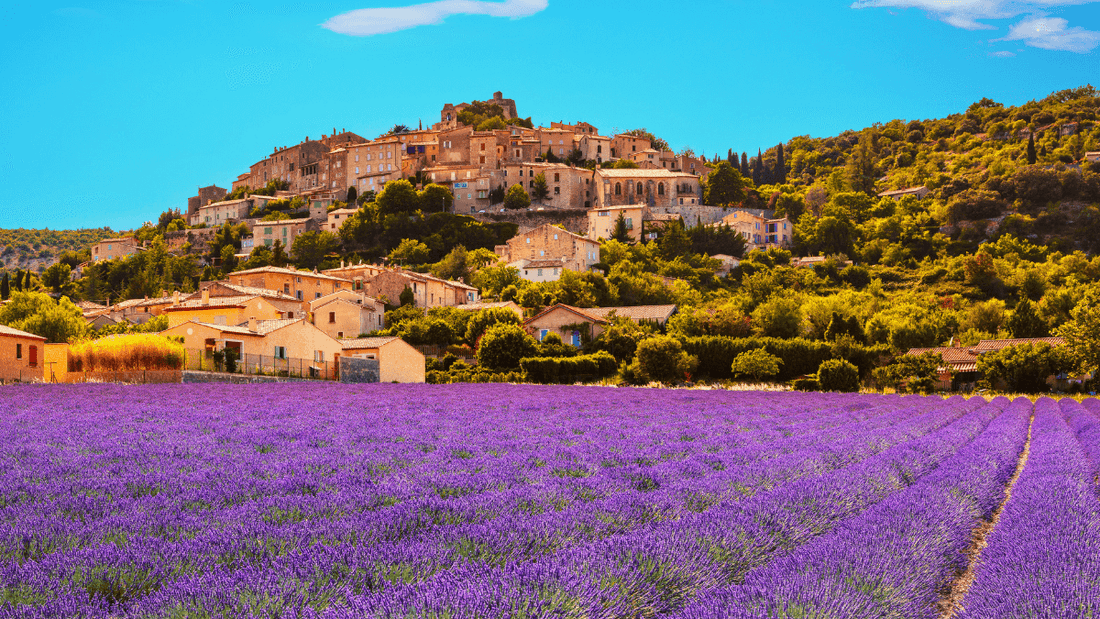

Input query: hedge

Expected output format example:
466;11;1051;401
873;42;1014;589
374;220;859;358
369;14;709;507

682;336;889;382
520;351;618;384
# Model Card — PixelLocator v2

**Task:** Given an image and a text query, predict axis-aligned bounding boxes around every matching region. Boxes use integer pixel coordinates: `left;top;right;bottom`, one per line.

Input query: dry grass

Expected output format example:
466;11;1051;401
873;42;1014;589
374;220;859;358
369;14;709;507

69;334;185;372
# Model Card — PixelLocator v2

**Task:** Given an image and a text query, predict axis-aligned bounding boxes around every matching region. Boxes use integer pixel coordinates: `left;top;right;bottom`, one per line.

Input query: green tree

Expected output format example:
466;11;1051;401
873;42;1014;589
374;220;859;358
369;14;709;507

431;245;469;282
610;159;640;169
465;307;521;347
40;263;72;295
817;358;860;392
977;342;1070;393
531;173;550;201
399;286;416;307
503;184;531;210
290;230;339;270
611;212;632;243
346;186;358;204
1007;298;1047;338
388;239;431;266
878;352;942;394
477;323;538;370
1055;289;1100;374
0;292;88;343
751;296;803;339
419;184;454;214
1027;134;1037;165
0;273;8;300
704;161;748;206
375;179;421;217
626;335;699;384
731;348;782;381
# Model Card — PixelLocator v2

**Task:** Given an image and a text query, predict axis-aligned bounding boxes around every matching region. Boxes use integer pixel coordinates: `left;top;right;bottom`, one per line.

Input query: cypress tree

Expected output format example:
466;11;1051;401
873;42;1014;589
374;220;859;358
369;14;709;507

727;148;735;164
1027;134;1037;165
12;270;22;292
0;273;8;300
23;271;32;290
741;152;749;176
776;143;787;184
752;153;762;186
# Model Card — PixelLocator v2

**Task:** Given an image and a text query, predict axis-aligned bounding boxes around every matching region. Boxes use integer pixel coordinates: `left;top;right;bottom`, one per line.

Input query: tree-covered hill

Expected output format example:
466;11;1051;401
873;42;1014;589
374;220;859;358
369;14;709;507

0;227;117;272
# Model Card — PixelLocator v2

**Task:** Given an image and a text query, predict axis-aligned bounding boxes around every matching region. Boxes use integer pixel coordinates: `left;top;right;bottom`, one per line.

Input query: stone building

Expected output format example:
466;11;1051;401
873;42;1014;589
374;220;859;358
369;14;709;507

438;91;518;129
593;169;702;209
187;185;227;219
91;238;141;263
235;129;365;194
537;127;575;159
366;269;479;308
611;134;652;160
576;134;611;164
587;205;645;242
500;163;594;209
227;266;353;302
251;218;318;255
495;224;600;274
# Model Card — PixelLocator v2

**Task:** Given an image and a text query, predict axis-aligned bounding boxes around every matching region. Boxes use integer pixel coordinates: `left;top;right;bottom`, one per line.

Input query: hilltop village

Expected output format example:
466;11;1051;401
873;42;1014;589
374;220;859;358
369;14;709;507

2;86;1100;392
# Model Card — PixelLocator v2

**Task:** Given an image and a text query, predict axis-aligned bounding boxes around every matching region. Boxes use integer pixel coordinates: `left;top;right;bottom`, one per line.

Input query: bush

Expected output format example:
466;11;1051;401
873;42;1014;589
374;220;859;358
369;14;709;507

730;348;782;381
520;351;618;384
791;375;819;391
476;323;539;371
626;336;699;384
816;359;860;392
976;342;1071;393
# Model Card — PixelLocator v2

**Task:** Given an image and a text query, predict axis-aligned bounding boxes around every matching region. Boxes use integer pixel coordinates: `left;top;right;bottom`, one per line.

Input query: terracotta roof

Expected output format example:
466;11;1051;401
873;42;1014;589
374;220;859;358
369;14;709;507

972;337;1065;353
525;304;608;326
596;169;695;179
586;305;677;322
190;322;261;336
0;324;46;340
339;336;400;349
242;318;303;335
111;298;146;311
455;301;520;312
202;282;298;301
134;296;177;308
518;259;564;269
75;301;107;310
230;266;352;283
165;296;257;311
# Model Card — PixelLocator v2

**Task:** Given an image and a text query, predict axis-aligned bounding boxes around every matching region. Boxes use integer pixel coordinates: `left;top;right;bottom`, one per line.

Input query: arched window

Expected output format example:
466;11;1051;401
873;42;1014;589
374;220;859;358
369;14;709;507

636;182;643;194
615;183;622;196
657;183;665;195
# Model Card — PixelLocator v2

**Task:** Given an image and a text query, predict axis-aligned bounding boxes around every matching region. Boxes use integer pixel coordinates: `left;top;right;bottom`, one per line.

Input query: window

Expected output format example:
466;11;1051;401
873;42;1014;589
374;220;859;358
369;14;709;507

658;183;665;195
274;346;287;360
554;187;560;195
554;173;560;182
539;329;549;341
296;291;303;300
15;343;21;359
636;182;643;194
315;350;325;363
615;183;622;195
537;268;543;277
480;143;486;151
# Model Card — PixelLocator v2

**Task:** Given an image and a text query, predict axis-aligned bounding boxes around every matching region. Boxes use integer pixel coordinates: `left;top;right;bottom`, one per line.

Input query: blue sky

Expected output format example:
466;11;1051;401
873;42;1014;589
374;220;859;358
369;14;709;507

0;0;1097;230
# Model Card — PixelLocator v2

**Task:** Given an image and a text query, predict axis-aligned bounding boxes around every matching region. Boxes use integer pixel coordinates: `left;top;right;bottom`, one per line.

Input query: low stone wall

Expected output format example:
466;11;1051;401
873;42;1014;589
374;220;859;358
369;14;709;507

340;357;380;384
182;371;314;384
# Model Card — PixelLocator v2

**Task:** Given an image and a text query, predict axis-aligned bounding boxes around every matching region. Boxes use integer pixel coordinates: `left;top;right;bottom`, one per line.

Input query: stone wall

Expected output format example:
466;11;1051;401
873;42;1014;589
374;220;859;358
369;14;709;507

340;357;381;384
182;371;313;384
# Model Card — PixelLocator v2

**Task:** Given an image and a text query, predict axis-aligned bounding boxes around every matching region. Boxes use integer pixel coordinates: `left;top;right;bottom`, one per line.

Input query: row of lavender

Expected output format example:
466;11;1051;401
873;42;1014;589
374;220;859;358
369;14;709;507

0;386;1095;617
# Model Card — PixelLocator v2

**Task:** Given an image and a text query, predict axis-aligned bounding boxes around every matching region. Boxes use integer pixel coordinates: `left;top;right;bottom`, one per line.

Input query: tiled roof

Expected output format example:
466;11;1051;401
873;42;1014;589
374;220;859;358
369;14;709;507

973;337;1065;353
165;296;255;311
134;296;177;308
878;186;928;197
0;324;46;340
586;305;678;322
596;169;695;179
455;301;520;312
518;259;564;269
111;298;146;310
230;266;352;283
244;318;302;335
203;282;298;301
339;336;399;349
191;322;260;336
75;301;107;310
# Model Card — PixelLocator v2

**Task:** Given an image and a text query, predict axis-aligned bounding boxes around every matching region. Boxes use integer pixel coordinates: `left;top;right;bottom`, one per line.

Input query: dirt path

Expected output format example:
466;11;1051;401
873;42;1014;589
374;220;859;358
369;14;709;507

937;410;1035;619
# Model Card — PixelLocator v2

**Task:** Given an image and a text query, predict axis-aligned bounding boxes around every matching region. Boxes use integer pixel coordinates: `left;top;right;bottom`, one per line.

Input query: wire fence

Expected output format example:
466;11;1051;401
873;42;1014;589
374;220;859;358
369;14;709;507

184;349;338;381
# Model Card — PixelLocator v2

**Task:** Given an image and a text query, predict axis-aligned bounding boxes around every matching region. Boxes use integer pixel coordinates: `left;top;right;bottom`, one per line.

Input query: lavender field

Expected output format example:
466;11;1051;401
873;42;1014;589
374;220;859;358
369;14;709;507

0;385;1098;618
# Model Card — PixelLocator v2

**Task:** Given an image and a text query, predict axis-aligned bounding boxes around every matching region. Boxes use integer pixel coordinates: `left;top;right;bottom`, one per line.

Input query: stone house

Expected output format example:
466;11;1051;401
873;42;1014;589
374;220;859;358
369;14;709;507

523;303;677;346
309;290;385;340
346;136;404;196
712;210;792;251
611;134;652;160
0;324;46;383
877;186;930;200
593;169;702;209
321;262;387;292
511;259;565;283
163;290;288;329
576;134;611;164
226;266;353;302
538;127;575;159
91;237;141;263
588;205;645;242
327;207;359;232
252;218;317;253
197;282;305;317
365;269;479;308
500;163;594;209
340;336;425;383
496;224;601;273
187;185;227;220
161;317;344;377
189;198;252;227
1084;152;1100;163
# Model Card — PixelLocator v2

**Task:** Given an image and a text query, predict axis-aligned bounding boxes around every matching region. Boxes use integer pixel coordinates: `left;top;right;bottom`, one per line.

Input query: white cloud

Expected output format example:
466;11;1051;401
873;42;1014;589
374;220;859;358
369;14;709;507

989;49;1017;56
851;0;1098;30
322;0;548;36
1000;15;1100;51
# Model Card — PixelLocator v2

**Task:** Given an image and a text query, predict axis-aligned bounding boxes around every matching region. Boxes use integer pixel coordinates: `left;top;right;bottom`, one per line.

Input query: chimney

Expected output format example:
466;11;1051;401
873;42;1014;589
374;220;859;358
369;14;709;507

173;291;180;305
201;289;210;306
248;317;258;332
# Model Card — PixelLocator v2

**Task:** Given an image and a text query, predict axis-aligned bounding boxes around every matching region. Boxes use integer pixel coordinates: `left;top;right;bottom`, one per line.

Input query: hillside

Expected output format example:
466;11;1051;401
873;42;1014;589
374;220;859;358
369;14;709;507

0;227;117;272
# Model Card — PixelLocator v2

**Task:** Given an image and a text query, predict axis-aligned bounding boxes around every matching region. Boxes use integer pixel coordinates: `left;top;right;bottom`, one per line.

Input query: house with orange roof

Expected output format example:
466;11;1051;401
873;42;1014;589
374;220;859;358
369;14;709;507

340;336;425;383
163;290;287;329
226;266;353;302
308;290;385;340
0;324;46;383
523;303;677;347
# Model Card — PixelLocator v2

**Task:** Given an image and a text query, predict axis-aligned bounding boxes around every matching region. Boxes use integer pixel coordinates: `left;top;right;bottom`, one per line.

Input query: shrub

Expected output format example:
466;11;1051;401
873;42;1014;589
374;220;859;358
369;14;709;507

816;359;860;393
627;336;699;385
520;352;618;384
976;342;1072;393
476;323;538;371
731;349;782;381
